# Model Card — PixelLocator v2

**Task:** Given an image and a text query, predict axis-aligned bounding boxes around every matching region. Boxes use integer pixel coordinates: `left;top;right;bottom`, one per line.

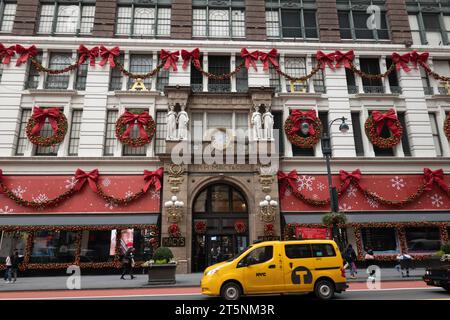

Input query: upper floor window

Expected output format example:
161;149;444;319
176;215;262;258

115;0;171;37
284;56;307;92
37;0;96;35
25;52;43;89
45;52;72;89
15;109;32;156
192;0;245;38
265;0;317;39
208;55;230;92
0;1;16;33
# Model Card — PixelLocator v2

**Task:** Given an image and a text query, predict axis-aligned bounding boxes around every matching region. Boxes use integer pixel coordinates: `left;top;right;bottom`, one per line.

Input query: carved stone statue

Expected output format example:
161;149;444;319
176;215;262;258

166;105;178;141
262;106;274;141
177;104;189;140
251;105;263;141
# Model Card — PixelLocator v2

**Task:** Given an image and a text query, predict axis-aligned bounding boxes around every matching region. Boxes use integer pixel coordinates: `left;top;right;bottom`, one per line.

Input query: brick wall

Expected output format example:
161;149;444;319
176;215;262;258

386;0;413;44
245;0;266;41
171;0;192;39
316;0;341;42
93;0;117;38
12;0;39;36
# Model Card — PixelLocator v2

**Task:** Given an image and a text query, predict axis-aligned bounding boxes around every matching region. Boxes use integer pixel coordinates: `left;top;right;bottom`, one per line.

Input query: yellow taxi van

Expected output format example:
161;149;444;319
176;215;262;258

201;239;347;300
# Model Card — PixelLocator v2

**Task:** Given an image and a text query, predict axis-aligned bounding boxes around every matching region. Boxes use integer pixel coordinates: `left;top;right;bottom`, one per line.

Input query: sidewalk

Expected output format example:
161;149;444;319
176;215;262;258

0;267;425;292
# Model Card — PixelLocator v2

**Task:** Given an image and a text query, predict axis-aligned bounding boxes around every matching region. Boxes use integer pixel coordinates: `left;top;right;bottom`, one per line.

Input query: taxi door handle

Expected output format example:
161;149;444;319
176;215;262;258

289;262;293;269
268;264;276;269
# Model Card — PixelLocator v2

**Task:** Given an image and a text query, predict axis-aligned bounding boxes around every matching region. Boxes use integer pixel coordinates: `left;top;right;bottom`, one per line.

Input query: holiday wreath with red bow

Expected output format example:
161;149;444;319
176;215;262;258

168;224;182;238
25;107;68;147
234;221;247;234
445;113;450;142
284;109;322;148
194;221;207;234
364;108;403;149
115;110;156;147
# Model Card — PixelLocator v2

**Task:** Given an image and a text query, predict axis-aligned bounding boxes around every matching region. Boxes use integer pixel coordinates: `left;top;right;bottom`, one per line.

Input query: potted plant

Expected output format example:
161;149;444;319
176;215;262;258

144;246;177;285
429;243;450;268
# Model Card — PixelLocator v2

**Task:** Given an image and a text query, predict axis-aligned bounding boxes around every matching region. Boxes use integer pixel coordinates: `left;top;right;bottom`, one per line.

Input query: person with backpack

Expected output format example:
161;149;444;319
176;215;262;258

343;244;357;279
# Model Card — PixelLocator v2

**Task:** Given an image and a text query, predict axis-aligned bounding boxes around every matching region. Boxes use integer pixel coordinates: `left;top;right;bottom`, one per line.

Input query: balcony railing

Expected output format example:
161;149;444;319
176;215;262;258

208;84;231;92
390;86;402;94
423;87;434;95
347;85;358;94
314;85;326;94
438;87;450;95
363;86;385;94
191;84;203;92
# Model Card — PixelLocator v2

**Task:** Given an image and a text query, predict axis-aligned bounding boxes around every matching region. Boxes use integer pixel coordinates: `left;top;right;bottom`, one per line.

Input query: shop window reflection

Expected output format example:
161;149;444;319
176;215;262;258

30;231;78;263
405;227;441;253
80;230;113;263
0;232;27;264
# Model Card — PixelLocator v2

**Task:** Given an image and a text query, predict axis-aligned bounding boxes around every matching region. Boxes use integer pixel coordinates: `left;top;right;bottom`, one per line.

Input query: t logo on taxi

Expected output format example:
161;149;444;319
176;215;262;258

291;266;313;284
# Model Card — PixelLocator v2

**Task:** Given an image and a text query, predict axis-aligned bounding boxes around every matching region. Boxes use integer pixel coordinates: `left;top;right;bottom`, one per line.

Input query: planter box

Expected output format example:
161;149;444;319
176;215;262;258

147;263;177;285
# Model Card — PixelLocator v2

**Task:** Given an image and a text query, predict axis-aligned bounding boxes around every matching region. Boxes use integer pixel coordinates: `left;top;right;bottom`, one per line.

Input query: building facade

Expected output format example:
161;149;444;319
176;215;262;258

0;0;449;273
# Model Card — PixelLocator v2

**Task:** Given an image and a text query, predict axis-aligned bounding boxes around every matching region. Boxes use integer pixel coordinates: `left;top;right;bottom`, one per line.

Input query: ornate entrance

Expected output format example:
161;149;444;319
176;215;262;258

191;183;249;272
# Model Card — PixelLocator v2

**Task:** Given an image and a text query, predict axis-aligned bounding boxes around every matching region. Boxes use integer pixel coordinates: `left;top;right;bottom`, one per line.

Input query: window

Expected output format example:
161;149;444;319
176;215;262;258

397;112;411;157
265;0;317;39
37;1;95;35
80;230;113;262
239;246;273;267
155;111;167;154
35;108;63;156
361;228;398;253
45;53;72;89
360;58;383;93
68;110;82;156
104;110;118;156
370;110;394;156
109;54;124;91
208;56;230;92
128;54;152;89
156;56;169;91
235;56;248;93
0;63;3;82
346;68;357;93
0;1;16;32
75;60;88;90
269;59;281;92
207;112;232;131
386;58;401;94
405;227;441;252
273;111;284;155
421;67;433;95
191;55;203;92
311;57;325;93
351;112;364;156
284;57;307;92
429;113;443;157
0;232;27;260
115;1;171;37
25;52;42;89
15;109;31;155
285;244;312;259
30;231;78;263
311;244;336;257
122;109;148;156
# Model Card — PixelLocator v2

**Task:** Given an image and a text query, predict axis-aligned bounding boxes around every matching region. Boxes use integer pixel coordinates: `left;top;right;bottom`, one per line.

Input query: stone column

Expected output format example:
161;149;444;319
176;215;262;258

170;0;192;39
92;0;117;38
386;0;413;45
245;0;266;41
316;0;341;42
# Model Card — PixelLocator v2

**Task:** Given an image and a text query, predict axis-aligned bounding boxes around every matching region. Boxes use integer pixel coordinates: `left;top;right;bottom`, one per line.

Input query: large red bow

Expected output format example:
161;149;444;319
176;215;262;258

99;46;120;68
15;44;38;67
160;49;179;71
334;50;354;69
31;106;61;135
259;48;279;71
73;169;99;192
410;50;429;69
143;167;164;192
423;168;448;192
241;48;259;71
316;51;335;70
0;44;16;65
77;45;99;66
371;109;400;137
339;169;362;192
121;111;151;140
277;170;299;198
289;110;317;136
181;48;200;70
392;52;411;73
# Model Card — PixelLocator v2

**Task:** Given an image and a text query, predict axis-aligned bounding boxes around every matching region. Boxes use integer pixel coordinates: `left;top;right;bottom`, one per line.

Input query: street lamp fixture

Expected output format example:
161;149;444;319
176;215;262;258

164;195;184;223
259;195;278;222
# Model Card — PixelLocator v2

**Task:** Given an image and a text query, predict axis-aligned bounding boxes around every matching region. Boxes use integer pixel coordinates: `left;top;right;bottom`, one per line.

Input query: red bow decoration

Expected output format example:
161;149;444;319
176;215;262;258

73;169;99;192
339;169;362;192
160;49;179;71
181;48;200;70
31;106;61;135
277;170;299;198
371;109;400;137
259;49;279;71
289;110;317;136
0;169;3;182
143;167;164;192
410;50;429;69
121;111;151;140
0;44;16;65
99;46;120;68
15;44;38;67
316;51;335;70
241;48;259;71
334;50;354;69
423;168;448;192
77;45;99;66
392;52;411;73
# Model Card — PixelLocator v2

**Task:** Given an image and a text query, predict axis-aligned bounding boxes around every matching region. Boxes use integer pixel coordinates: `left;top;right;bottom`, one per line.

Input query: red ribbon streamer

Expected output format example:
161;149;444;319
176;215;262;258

334;50;354;69
289;110;317;136
339;169;362;192
392;52;411;73
73;169;99;192
277;170;299;198
143;167;164;192
241;48;259;71
259;48;279;71
181;48;200;70
423;168;448;192
31;106;61;135
410;50;429;69
0;44;16;65
77;45;99;66
371;109;400;137
121;111;151;140
160;49;179;71
99;46;120;68
316;51;335;70
15;44;38;67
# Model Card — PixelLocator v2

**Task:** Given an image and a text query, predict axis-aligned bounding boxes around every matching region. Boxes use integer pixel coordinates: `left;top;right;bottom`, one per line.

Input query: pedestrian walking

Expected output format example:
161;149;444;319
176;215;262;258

4;254;12;283
120;246;136;280
397;251;413;278
343;244;357;279
10;250;20;282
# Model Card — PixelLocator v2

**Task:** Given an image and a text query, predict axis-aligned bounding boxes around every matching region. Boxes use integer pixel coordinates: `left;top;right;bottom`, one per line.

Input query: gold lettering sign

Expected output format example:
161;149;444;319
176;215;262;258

130;78;148;91
290;80;307;93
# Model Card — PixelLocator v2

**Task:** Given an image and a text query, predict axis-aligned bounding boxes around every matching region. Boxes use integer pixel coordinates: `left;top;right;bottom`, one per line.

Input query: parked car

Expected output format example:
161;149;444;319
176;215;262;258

201;239;347;300
423;263;450;292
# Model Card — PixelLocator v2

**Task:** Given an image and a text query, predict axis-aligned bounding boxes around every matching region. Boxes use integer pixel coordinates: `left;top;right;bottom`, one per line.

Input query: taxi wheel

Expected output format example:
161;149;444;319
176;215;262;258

221;282;241;300
314;279;335;300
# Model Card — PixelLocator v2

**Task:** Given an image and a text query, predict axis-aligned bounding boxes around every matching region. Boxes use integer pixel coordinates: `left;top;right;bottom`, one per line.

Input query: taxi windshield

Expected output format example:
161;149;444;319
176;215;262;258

227;245;253;262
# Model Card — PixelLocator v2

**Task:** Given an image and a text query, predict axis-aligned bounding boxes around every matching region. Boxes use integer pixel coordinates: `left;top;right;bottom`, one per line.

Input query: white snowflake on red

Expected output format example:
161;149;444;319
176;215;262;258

11;185;27;199
102;178;111;187
296;175;315;191
346;185;357;198
104;201;118;210
430;194;443;208
339;203;352;211
65;177;78;189
0;206;13;214
316;182;325;192
365;196;379;208
149;189;161;200
390;176;405;190
32;193;49;204
125;190;134;198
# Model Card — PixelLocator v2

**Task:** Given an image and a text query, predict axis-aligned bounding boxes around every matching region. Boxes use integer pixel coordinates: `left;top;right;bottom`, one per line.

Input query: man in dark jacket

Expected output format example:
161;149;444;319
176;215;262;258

343;244;357;279
10;250;20;282
120;247;135;280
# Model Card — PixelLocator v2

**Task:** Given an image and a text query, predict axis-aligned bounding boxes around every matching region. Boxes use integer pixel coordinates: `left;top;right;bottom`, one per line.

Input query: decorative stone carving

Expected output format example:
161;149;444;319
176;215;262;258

168;163;184;193
177;104;189;140
262;106;274;141
166;105;178;141
251;105;263;141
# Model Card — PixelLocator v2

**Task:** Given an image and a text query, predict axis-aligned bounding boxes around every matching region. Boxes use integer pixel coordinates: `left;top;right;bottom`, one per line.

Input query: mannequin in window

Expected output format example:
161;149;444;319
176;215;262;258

166;104;178;141
251;105;263;141
177;104;189;140
262;105;274;141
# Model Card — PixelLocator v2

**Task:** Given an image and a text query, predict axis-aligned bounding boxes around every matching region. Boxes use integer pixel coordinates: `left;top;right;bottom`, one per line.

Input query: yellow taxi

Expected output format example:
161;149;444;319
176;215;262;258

201;239;347;300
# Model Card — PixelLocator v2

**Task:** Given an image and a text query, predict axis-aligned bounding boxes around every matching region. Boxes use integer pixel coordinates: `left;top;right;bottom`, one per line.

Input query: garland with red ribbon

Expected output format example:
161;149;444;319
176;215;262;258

445;113;450;141
364;109;403;149
25;107;68;147
194;221;207;235
115;111;156;147
284;109;322;148
235;221;247;234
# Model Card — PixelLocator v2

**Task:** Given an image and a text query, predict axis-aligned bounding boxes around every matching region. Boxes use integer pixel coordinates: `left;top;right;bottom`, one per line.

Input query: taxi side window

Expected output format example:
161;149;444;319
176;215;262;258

238;246;273;267
285;244;313;259
311;244;336;257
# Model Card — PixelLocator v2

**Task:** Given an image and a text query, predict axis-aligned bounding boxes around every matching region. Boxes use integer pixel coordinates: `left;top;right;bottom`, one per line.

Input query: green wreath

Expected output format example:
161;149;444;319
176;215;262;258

25;112;68;147
364;116;403;149
284;116;322;148
115;112;156;147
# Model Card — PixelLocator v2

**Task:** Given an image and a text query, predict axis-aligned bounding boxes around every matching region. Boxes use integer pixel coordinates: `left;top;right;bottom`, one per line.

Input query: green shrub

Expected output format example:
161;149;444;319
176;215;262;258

153;247;174;264
322;212;347;226
441;243;450;254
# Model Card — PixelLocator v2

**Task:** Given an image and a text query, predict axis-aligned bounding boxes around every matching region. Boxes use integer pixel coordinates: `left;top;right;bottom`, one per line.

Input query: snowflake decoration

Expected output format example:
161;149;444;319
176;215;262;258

65;177;78;189
284;188;292;197
104;201;118;210
125;190;134;198
316;182;325;192
149;189;161;200
32;194;49;204
0;206;13;214
11;186;27;199
430;194;443;208
346;185;357;198
102;178;111;187
390;176;405;190
365;196;379;208
296;175;315;191
339;203;352;211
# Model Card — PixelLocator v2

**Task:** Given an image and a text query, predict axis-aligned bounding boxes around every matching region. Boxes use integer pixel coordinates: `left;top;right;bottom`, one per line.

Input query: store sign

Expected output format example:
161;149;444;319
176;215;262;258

162;237;186;247
296;227;328;239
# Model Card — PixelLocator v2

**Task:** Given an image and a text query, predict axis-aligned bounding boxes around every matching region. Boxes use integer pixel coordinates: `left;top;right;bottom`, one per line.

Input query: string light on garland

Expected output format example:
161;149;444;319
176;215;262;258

445;113;450;142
